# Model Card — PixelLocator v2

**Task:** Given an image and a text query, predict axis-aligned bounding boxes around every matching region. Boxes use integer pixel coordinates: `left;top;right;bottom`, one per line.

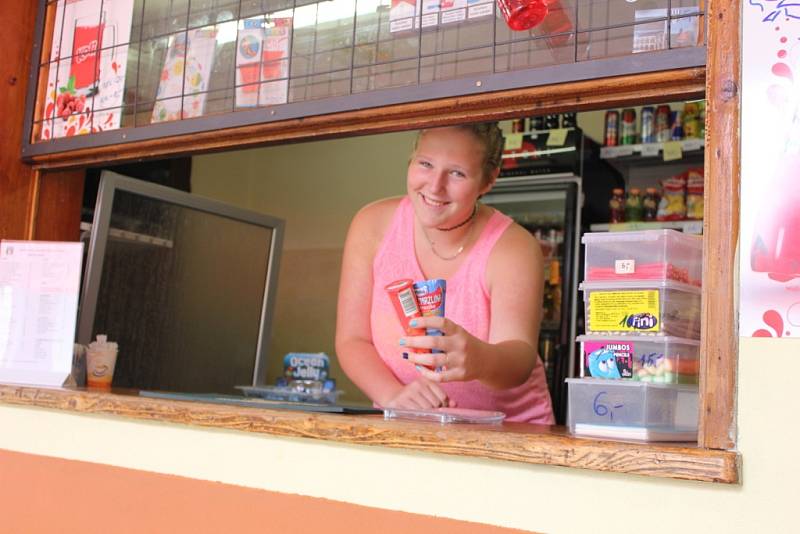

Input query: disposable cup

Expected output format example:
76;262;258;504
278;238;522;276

86;344;118;390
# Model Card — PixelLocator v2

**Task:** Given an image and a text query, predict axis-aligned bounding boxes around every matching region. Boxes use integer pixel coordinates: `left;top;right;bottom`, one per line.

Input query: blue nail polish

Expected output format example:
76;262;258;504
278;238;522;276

402;353;409;360
399;338;406;346
409;319;418;327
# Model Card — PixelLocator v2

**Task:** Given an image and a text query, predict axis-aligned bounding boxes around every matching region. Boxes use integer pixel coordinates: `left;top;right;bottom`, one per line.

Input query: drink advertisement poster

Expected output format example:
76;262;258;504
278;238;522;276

40;0;134;140
235;17;292;108
151;28;218;123
740;2;800;338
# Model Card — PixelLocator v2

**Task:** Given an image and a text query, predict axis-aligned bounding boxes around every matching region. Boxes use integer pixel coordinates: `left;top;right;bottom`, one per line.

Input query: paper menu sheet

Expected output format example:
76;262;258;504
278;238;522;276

0;241;83;387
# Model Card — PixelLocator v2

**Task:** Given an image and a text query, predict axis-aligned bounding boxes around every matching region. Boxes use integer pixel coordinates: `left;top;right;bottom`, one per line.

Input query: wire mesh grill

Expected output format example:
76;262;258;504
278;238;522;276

31;0;706;145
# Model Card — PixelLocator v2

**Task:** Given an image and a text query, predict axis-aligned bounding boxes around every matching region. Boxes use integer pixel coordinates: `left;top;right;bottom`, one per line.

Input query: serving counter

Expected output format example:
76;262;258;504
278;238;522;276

0;382;738;484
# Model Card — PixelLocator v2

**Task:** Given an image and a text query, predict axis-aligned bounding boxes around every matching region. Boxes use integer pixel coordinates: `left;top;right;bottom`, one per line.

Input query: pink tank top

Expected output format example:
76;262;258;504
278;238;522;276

370;197;554;424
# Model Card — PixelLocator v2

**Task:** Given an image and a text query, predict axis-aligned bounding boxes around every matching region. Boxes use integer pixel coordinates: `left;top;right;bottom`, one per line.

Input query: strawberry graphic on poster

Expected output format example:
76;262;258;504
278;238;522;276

39;0;134;140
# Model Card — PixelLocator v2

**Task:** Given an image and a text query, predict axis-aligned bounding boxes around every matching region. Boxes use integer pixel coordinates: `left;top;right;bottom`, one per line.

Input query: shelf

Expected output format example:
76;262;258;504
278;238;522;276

589;220;703;235
599;138;704;161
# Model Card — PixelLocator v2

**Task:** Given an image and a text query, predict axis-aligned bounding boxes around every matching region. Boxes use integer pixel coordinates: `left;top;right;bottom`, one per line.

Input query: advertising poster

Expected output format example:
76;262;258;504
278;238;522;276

235;17;292;108
632;8;701;53
740;2;800;337
40;0;135;139
151;28;218;123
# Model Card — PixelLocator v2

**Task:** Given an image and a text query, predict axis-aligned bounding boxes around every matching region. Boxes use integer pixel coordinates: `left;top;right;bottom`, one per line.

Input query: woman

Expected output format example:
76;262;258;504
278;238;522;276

335;123;554;424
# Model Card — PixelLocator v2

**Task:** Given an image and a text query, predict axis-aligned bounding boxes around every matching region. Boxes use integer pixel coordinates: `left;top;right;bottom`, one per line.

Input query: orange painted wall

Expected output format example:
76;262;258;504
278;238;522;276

0;448;534;534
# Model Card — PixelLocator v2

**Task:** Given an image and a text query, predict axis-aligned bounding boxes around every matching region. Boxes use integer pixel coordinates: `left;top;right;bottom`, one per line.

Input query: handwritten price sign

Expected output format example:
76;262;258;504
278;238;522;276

593;391;624;421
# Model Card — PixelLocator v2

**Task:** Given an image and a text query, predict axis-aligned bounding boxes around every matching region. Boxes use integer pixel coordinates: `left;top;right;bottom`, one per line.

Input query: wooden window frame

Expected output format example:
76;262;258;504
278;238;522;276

13;0;739;479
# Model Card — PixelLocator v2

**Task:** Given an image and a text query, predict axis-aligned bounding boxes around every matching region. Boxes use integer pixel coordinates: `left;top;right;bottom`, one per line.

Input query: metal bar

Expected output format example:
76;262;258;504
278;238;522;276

286;0;297;101
23;46;706;157
133;0;147;127
180;0;192;119
91;0;106;133
22;0;50;148
667;0;673;50
348;0;358;94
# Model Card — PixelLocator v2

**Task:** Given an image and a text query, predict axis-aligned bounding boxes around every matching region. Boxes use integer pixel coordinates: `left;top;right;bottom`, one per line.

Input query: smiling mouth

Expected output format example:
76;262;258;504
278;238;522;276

419;193;450;207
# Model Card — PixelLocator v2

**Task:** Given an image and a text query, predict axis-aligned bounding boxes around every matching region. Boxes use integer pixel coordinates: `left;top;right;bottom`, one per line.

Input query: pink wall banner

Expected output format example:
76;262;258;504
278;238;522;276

741;2;800;337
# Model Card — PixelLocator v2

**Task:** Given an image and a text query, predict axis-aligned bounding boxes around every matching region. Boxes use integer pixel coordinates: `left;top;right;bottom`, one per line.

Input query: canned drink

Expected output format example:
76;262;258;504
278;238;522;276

604;110;619;146
683;115;700;138
621;108;637;145
529;115;545;130
385;279;426;354
511;118;526;133
640;106;655;144
545;114;560;129
655;105;671;142
670;111;684;140
413;279;447;353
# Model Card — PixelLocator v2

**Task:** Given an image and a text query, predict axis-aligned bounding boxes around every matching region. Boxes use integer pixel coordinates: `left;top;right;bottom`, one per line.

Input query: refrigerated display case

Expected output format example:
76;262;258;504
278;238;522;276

483;176;581;424
484;126;621;423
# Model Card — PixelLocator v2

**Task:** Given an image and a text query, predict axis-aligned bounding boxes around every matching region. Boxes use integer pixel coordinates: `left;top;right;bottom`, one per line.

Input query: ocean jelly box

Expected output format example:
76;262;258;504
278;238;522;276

577;334;700;384
582;229;703;286
580;279;702;339
566;378;699;441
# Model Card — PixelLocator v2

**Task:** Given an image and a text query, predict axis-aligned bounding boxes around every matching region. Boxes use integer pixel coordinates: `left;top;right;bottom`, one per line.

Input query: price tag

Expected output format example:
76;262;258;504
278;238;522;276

683;138;704;151
546;128;568;146
640;143;660;157
616;146;635;157
504;133;523;150
615;259;636;274
663;141;683;161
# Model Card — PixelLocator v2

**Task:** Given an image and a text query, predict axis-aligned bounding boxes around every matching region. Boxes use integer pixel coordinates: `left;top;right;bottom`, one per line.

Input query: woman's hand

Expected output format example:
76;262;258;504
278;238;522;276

400;316;486;383
382;376;455;410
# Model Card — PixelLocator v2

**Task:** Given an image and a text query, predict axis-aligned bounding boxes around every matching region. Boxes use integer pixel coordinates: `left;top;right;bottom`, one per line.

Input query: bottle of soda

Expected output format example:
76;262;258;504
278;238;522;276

545;114;560;129
643;187;659;221
625;188;644;222
604;111;619;146
548;259;562;323
529;115;545;131
609;188;625;223
621;108;637;145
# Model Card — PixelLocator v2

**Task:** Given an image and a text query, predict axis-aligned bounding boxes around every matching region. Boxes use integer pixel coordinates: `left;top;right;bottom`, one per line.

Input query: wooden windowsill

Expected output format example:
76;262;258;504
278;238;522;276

0;383;738;484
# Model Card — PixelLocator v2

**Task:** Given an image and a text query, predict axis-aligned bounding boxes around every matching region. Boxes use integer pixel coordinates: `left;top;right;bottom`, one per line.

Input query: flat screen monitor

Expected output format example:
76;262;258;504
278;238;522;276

77;171;284;394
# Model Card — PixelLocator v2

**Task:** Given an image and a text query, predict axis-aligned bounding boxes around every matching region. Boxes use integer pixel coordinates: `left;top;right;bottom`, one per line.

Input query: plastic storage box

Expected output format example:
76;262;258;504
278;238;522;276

582;229;703;286
577;334;700;384
581;279;701;339
566;378;698;441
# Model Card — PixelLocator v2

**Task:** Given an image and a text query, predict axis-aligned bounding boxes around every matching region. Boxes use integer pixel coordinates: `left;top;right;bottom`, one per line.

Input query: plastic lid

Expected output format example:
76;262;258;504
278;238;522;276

576;334;700;346
383;407;506;424
88;334;117;350
579;279;702;294
581;229;703;248
566;377;699;391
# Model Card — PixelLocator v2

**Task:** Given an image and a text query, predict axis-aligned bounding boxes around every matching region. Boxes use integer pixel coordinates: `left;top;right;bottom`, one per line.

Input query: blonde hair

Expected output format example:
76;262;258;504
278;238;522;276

412;122;505;184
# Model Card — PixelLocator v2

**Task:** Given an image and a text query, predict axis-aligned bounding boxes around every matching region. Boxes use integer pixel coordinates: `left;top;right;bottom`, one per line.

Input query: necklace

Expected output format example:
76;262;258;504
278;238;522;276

437;203;478;231
421;205;478;261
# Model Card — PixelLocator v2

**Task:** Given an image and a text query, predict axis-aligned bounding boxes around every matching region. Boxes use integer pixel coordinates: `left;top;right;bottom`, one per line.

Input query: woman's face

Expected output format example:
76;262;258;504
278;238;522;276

407;127;496;229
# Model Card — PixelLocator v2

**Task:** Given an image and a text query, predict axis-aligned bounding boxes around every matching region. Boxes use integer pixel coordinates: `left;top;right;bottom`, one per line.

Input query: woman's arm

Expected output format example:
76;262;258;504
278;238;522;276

335;199;452;408
403;223;544;390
